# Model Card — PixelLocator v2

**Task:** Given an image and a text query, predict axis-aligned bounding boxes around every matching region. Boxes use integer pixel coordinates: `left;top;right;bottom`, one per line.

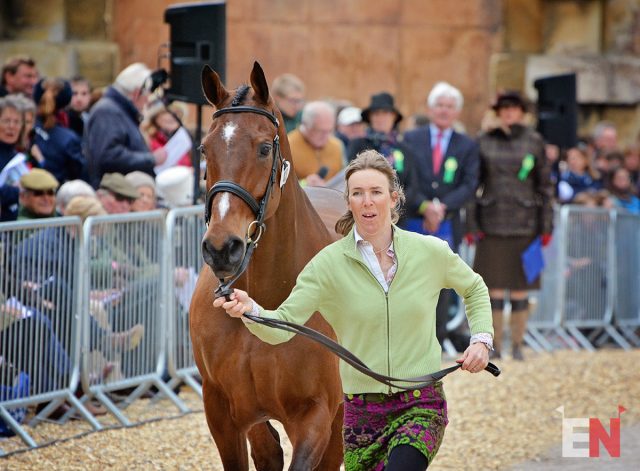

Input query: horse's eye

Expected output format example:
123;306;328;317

259;143;272;157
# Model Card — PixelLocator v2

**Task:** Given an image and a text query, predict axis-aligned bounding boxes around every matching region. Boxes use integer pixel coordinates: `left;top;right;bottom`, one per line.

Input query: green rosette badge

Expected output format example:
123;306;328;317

443;157;457;183
393;149;405;173
518;153;535;181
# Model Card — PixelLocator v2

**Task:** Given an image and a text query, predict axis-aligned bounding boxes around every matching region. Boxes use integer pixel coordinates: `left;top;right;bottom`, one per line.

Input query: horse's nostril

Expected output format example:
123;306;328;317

202;236;245;273
226;237;245;264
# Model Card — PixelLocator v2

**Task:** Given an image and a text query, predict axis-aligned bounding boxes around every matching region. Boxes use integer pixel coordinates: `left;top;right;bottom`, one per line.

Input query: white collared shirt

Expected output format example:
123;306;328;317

353;226;397;292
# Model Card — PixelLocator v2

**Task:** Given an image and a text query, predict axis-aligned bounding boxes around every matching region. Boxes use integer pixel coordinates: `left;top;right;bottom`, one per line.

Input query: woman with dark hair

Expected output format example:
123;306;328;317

32;77;87;184
214;150;494;471
345;92;415;187
467;91;554;361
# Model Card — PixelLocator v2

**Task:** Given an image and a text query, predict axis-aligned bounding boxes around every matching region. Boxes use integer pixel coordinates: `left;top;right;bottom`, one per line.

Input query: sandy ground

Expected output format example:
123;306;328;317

1;349;639;470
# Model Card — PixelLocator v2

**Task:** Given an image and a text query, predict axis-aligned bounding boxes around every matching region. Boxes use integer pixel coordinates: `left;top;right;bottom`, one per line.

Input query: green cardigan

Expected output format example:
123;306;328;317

246;226;493;394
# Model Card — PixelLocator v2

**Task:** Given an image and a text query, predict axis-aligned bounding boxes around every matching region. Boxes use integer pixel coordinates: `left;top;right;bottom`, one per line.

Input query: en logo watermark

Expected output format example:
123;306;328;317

556;405;626;458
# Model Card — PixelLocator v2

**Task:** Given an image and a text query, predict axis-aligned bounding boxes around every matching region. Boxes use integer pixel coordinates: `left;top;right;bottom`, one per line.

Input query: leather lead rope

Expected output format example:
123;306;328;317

243;313;501;390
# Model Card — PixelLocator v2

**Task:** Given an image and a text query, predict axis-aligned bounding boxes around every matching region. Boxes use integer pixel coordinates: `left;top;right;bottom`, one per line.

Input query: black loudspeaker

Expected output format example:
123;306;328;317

534;73;577;149
164;1;226;105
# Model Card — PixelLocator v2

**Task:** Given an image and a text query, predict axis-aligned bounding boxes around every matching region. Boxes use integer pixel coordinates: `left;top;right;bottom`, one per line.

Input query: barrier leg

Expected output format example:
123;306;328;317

566;326;596;351
0;405;37;450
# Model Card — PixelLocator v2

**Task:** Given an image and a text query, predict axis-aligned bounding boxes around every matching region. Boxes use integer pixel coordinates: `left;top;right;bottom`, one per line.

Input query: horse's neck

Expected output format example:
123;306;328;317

246;181;331;304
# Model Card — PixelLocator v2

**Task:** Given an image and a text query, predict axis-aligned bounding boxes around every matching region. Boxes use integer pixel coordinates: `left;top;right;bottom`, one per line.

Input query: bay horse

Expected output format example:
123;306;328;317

190;62;344;470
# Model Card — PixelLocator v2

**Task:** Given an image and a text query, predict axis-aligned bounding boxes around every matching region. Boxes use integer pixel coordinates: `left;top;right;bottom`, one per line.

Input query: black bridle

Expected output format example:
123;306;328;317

203;105;285;300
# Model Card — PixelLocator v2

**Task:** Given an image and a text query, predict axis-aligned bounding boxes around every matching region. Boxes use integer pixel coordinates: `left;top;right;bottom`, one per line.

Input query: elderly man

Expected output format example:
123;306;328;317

84;63;167;188
96;173;139;214
288;101;344;187
0;56;39;98
402;81;480;353
17;168;59;219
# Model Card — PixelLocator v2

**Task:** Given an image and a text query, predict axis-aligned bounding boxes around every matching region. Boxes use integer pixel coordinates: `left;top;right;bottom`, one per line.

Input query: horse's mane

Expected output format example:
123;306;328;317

231;84;251;107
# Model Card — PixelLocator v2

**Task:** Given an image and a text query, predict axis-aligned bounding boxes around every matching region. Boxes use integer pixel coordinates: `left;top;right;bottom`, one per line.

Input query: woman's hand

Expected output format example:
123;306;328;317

212;288;254;318
456;342;489;373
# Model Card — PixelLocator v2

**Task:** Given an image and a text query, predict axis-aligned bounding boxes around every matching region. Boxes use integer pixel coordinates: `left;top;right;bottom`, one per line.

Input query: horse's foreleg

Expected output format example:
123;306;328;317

203;384;250;470
248;421;285;471
285;405;338;471
315;402;344;471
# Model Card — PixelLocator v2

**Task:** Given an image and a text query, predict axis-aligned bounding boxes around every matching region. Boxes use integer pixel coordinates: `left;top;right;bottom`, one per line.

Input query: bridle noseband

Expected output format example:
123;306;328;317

203;104;286;300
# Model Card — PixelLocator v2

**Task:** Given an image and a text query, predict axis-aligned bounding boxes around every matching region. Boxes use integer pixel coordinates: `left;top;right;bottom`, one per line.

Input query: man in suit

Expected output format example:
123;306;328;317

402;82;480;352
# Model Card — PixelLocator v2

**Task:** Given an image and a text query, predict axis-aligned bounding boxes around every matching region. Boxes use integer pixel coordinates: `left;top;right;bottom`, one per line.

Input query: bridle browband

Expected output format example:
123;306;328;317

204;103;284;300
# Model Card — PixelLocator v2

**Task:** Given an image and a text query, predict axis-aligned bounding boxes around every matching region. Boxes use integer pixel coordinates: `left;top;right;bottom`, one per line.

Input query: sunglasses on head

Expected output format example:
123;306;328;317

29;189;55;197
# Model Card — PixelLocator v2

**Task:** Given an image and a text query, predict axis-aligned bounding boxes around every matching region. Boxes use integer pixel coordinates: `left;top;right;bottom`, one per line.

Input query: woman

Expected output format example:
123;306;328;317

557;143;602;202
214;150;494;471
467;91;554;361
607;166;640;214
32;77;87;184
0;95;29;221
141;99;191;167
125;170;157;212
346;92;414;187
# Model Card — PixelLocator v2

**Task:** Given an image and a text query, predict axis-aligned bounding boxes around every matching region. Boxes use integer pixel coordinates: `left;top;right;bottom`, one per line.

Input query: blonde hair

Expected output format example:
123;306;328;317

334;150;405;236
65;195;106;221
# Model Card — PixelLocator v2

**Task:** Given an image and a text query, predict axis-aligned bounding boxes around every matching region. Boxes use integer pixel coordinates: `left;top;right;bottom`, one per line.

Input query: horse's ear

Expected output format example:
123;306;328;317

201;65;229;107
250;61;270;105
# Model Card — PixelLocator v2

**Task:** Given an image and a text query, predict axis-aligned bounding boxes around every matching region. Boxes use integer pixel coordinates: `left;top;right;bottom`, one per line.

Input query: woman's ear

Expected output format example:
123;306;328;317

390;190;399;206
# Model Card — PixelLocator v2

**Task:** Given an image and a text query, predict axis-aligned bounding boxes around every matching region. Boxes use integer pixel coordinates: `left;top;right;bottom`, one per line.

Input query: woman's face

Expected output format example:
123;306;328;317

155;111;180;135
497;105;524;127
131;185;156;212
566;148;588;173
0;107;23;145
347;168;397;239
612;168;631;192
369;109;397;134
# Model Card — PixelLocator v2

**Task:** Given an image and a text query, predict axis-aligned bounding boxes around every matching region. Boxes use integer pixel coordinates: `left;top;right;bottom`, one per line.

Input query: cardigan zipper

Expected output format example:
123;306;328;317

348;254;397;396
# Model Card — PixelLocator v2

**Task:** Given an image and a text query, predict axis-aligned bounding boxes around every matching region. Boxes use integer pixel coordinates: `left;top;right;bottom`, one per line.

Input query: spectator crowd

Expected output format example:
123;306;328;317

1;52;640;417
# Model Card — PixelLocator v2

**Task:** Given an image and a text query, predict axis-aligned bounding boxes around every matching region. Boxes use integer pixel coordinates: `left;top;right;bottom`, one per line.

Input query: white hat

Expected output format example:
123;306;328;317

155;166;194;208
337;106;363;126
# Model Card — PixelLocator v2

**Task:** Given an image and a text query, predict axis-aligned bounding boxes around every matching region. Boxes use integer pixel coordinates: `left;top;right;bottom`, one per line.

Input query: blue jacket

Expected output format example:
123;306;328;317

1;141;20;221
34;121;87;184
84;87;155;188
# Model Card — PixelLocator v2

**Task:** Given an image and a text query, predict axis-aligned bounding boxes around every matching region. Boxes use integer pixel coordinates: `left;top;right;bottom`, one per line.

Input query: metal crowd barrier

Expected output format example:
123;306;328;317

612;211;640;347
529;205;638;351
3;204;640;453
164;205;204;398
0;217;100;454
79;211;187;426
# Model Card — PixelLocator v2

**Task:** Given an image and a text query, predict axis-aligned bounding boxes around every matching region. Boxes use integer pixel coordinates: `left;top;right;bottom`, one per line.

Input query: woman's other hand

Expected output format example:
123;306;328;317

213;288;254;318
456;342;489;373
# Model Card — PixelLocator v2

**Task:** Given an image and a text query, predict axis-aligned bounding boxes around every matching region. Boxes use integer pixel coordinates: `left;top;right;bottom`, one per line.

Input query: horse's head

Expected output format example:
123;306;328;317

200;61;290;280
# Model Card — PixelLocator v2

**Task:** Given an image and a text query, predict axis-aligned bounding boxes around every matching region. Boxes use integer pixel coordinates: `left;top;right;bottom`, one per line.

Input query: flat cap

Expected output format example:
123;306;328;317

99;173;140;200
20;168;59;191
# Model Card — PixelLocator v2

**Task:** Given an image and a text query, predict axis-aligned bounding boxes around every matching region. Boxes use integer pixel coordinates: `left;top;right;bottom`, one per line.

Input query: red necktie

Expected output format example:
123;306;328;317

432;131;443;174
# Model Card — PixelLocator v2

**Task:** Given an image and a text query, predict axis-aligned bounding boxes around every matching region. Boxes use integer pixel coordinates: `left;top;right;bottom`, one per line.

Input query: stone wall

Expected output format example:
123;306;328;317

111;0;502;134
0;0;119;87
2;0;639;142
497;0;640;144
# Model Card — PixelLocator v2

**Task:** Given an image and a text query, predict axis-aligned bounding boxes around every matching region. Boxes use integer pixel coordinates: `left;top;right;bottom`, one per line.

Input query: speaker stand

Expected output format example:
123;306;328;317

192;104;203;205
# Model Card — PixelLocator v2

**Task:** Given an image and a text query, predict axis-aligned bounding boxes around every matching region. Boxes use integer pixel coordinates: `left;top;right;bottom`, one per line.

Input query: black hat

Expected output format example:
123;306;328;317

33;78;73;110
492;90;528;112
361;92;403;125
